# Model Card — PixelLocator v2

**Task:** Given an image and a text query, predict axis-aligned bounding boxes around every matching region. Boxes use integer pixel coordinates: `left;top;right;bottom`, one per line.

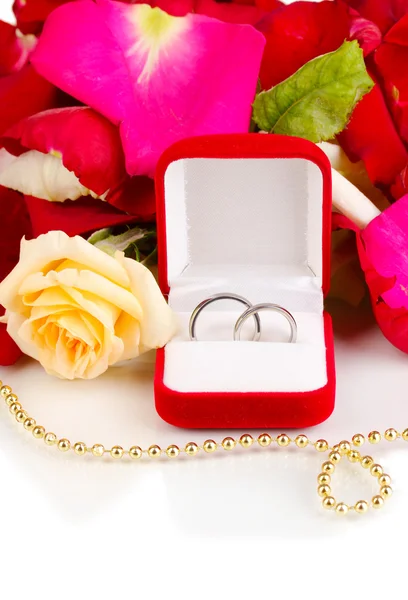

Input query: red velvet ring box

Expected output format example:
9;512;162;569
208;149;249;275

154;134;335;429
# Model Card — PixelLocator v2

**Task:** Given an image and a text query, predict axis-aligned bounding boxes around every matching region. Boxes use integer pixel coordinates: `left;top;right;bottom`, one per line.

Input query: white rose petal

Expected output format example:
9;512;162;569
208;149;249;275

0;148;108;202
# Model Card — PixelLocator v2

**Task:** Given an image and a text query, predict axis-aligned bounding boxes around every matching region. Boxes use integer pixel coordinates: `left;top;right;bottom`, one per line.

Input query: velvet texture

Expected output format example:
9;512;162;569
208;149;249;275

154;134;335;429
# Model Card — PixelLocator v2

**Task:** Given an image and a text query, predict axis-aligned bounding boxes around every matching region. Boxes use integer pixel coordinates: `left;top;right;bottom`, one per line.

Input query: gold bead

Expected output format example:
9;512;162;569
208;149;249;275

355;500;369;514
148;445;161;458
335;502;349;516
32;426;45;439
58;439;71;452
185;442;199;456
15;410;27;423
368;431;381;444
166;445;180;458
322;461;335;474
110;446;124;459
203;439;217;453
328;451;341;464
380;485;393;499
315;439;329;452
318;473;331;485
74;442;87;456
338;440;351;455
402;428;408;441
44;432;57;446
384;428;398;442
318;484;331;497
332;444;340;452
5;393;17;407
348;450;361;463
361;455;374;469
295;434;309;448
239;434;253;448
258;433;272;447
322;496;336;510
352;434;365;447
379;474;391;487
277;434;290;447
372;495;384;509
92;444;105;457
24;417;36;431
129;446;143;459
9;402;22;415
222;437;236;451
370;464;383;478
0;385;12;398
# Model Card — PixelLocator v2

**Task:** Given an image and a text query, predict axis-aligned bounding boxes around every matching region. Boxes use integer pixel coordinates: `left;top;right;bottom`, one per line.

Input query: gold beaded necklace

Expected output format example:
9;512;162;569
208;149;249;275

0;380;400;516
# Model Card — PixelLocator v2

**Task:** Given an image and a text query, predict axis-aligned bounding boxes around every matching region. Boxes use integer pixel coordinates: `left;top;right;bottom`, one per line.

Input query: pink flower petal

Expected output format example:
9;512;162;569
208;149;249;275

32;0;265;176
334;205;408;354
362;194;408;310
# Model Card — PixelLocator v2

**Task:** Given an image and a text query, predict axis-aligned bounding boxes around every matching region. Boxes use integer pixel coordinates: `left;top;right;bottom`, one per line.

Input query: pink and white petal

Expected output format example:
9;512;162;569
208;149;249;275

32;1;265;176
0;20;37;76
1;107;127;198
0;148;103;202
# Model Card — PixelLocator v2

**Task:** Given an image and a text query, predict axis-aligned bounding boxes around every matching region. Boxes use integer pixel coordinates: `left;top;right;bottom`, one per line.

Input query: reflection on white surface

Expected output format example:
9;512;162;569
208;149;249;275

1;304;408;548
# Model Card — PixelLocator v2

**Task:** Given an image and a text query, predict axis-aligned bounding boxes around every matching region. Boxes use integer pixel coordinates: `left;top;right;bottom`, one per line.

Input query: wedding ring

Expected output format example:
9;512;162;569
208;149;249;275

233;303;297;343
189;293;262;341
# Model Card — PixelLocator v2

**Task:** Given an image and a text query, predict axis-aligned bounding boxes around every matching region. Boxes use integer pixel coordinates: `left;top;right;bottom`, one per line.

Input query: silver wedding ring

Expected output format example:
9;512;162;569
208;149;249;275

233;303;297;343
189;295;297;343
189;293;262;342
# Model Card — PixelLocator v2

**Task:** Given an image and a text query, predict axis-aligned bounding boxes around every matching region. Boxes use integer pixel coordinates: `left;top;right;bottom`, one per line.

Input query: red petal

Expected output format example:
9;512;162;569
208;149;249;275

375;14;408;144
391;163;408;199
24;195;137;238
338;82;408;186
132;0;268;23
257;0;351;90
13;0;72;35
108;176;156;219
0;185;32;366
342;0;408;34
0;64;58;137
348;12;382;56
0;20;36;76
1;107;127;198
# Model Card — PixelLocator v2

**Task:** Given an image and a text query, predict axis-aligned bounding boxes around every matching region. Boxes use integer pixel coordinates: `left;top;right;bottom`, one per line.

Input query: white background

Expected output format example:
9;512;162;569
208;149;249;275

1;1;407;598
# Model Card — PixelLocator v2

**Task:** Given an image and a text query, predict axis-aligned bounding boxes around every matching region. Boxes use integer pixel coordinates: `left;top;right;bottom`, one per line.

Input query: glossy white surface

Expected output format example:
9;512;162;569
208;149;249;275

1;301;408;597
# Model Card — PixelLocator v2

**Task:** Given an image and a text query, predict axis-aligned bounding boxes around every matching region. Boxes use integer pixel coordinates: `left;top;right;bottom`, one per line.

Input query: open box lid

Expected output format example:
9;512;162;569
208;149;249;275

155;134;332;300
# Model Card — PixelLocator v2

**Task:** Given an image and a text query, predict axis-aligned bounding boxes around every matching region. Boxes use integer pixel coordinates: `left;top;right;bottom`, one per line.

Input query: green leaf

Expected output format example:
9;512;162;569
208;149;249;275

88;226;152;257
252;40;374;143
87;228;111;245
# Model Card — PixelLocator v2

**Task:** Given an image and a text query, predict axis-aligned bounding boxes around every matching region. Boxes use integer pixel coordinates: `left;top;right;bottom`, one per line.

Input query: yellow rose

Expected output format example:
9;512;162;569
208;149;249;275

0;230;177;379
